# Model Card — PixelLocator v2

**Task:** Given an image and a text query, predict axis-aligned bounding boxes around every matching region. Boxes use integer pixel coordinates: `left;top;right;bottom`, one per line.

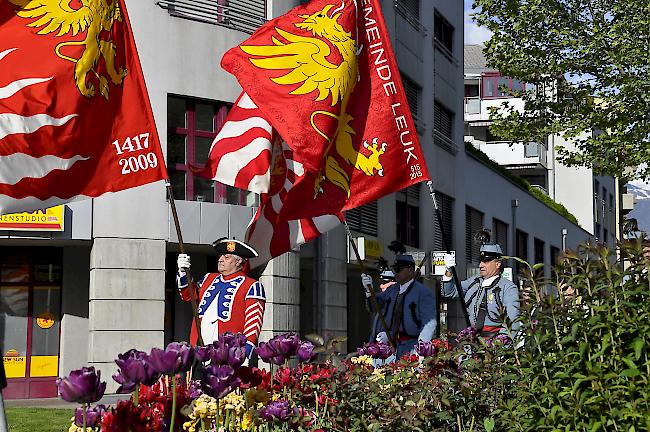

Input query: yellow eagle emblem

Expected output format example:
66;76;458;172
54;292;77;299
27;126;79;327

8;0;128;100
240;2;386;198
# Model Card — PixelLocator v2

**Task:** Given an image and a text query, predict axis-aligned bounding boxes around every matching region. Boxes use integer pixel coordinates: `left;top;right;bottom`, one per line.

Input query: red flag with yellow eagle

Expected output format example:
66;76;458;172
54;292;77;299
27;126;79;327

0;0;167;216
220;0;429;220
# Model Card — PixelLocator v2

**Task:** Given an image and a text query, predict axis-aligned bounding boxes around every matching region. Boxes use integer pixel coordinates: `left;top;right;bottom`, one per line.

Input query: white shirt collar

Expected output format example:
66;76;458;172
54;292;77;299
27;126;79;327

481;275;499;287
399;279;414;294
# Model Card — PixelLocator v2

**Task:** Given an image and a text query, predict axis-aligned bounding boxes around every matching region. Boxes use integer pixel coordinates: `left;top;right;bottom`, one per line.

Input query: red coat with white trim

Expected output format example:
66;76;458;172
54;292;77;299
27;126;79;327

178;270;266;355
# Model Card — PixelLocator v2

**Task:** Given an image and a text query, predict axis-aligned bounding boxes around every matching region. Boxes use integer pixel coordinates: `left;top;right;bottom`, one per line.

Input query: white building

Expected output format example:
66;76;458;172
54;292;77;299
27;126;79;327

1;1;593;400
463;44;619;244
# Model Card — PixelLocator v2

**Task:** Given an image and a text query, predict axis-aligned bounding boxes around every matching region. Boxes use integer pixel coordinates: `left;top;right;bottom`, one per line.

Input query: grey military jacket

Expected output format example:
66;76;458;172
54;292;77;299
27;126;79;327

443;275;521;335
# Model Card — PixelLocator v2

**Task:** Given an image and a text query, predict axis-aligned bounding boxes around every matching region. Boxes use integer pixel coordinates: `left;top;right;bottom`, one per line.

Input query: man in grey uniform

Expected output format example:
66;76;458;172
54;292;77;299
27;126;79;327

442;244;521;337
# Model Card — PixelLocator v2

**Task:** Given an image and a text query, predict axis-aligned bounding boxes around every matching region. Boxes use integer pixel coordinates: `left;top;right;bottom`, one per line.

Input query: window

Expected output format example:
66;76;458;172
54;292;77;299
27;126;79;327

345;201;378;236
167;95;256;205
433;191;454;251
401;74;421;131
396;185;420;247
396;0;420;22
433;10;454;56
158;0;267;34
434;100;455;153
550;245;560;278
515;230;528;278
534;238;544;264
465;206;484;262
493;218;508;255
481;73;531;98
465;84;479;97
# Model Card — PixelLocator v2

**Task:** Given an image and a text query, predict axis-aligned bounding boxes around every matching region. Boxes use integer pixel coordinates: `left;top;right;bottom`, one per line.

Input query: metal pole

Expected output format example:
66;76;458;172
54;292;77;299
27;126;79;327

343;221;397;349
166;182;204;346
426;181;471;328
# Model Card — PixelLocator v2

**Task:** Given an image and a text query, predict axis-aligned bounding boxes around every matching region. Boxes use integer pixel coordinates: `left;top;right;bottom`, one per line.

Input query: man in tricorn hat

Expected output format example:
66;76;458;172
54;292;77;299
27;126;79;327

361;254;437;358
176;238;266;356
442;244;520;337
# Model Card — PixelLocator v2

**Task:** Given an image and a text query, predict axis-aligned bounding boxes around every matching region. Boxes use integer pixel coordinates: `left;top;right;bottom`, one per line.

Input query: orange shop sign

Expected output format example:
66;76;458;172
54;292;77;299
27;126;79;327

0;206;64;231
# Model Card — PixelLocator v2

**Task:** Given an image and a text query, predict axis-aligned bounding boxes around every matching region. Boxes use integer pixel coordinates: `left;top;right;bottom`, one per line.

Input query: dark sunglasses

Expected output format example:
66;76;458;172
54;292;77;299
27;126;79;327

479;256;498;263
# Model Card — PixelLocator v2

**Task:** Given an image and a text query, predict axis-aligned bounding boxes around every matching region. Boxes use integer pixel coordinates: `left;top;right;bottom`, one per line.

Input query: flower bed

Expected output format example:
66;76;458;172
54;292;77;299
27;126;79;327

59;330;518;431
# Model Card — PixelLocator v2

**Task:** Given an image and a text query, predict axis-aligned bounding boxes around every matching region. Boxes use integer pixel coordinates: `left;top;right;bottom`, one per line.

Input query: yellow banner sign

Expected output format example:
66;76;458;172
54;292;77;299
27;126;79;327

3;355;26;378
0;206;64;231
363;237;383;258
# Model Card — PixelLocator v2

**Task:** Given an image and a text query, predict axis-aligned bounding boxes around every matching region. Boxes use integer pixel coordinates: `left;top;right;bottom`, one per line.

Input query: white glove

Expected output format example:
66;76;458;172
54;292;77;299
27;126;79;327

361;273;373;298
177;254;191;273
376;331;388;344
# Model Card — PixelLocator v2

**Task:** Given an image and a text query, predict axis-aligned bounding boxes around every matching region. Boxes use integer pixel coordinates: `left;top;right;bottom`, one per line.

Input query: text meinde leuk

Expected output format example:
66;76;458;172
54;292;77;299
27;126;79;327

363;0;424;181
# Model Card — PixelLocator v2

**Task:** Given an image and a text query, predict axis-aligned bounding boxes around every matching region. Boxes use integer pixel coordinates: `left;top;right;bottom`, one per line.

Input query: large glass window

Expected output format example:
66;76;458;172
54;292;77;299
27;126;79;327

482;73;531;98
167;96;257;206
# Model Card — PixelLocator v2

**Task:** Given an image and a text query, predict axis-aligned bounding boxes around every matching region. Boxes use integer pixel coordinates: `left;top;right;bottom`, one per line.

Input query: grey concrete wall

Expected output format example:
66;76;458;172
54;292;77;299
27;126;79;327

257;251;301;368
88;238;166;393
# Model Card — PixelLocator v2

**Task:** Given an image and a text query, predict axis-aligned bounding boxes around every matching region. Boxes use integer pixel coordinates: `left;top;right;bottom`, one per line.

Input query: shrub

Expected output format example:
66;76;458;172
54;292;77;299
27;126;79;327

502;241;650;430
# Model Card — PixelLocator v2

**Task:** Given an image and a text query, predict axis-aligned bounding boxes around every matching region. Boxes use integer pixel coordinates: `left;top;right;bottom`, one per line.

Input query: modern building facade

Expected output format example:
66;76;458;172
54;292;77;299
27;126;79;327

1;0;593;400
463;44;619;245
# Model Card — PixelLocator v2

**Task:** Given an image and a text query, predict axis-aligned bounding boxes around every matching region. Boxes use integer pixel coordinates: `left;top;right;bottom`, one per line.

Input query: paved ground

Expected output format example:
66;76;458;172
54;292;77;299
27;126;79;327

5;394;129;409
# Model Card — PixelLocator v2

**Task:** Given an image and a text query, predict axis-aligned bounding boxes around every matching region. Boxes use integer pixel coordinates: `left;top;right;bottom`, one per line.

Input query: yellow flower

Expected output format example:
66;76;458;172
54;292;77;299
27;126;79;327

351;355;374;366
241;410;254;431
219;391;245;414
245;388;270;406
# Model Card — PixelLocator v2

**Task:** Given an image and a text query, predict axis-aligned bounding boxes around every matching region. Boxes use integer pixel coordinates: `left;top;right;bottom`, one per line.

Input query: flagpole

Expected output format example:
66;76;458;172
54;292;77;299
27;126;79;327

426;181;471;328
166;182;205;347
343;221;397;349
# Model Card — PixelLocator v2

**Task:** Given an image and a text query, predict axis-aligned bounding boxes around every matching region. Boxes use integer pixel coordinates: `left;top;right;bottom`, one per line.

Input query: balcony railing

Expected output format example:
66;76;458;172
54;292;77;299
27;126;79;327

156;0;266;34
464;97;480;115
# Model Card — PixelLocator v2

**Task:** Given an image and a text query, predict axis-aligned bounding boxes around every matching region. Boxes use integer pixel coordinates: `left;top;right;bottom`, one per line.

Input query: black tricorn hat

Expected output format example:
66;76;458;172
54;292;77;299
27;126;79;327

212;238;259;259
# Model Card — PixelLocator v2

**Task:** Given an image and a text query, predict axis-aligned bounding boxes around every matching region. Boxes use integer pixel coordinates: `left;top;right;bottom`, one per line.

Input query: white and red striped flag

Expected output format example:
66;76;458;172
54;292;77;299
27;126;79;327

196;93;341;267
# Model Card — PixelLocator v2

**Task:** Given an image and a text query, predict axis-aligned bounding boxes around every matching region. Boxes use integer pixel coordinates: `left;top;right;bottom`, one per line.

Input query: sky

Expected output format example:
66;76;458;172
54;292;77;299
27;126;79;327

464;0;492;45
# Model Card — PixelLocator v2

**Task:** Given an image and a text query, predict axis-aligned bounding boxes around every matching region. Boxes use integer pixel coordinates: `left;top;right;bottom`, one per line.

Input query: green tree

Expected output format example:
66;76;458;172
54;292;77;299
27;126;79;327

472;0;650;180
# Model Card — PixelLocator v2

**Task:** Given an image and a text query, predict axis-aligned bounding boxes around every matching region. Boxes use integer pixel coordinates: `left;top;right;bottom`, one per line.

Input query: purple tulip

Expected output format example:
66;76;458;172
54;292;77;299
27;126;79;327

414;340;437;357
256;341;285;365
194;345;214;363
256;332;301;365
148;342;194;376
456;327;478;342
259;399;292;422
210;340;247;368
112;349;160;393
274;332;301;357
296;341;316;363
219;332;247;348
357;342;394;360
57;366;106;404
74;404;106;427
202;364;241;398
189;380;203;398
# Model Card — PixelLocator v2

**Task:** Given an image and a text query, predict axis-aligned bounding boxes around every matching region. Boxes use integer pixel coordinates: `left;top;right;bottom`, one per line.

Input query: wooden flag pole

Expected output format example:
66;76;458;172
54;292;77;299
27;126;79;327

344;221;397;349
426;181;471;328
166;182;205;347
